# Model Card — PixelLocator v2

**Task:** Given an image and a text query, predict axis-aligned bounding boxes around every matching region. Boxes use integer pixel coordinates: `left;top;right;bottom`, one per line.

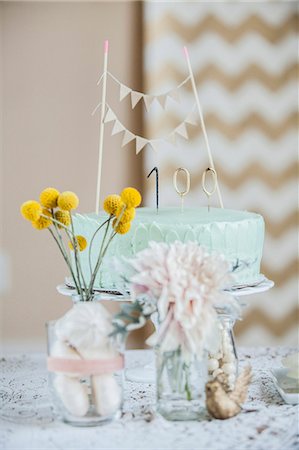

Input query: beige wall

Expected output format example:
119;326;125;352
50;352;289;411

0;3;4;349
1;2;145;351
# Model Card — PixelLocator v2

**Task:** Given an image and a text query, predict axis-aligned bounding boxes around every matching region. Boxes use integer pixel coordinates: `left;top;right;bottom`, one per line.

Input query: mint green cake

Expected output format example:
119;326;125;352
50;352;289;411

71;207;264;290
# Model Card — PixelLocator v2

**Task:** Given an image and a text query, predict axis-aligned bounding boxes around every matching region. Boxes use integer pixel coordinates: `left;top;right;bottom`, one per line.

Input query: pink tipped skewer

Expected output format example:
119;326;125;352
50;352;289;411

183;46;189;59
95;40;109;213
104;39;109;54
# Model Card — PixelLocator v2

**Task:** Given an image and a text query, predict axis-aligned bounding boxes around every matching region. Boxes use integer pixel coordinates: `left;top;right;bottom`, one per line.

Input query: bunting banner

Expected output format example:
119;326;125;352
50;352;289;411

104;71;190;111
101;104;197;154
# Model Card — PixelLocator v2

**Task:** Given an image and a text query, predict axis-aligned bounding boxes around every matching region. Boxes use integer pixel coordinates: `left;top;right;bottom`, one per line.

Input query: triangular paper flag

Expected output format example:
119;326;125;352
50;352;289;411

157;94;168;109
185;110;198;126
119;84;131;101
104;108;116;124
111;120;125;136
122;130;135;147
143;95;154;112
175;122;188;139
131;91;144;109
136;136;148;154
169;89;180;103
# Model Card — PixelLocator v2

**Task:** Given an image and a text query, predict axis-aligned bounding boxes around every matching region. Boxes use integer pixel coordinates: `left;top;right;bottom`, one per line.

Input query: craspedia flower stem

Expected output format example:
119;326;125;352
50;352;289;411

88;217;111;297
88;217;111;276
48;227;81;294
69;213;86;298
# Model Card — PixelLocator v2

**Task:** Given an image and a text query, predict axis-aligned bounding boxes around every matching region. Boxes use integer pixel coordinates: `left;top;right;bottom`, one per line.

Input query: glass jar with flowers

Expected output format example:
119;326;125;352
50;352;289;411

20;186;143;425
127;241;239;421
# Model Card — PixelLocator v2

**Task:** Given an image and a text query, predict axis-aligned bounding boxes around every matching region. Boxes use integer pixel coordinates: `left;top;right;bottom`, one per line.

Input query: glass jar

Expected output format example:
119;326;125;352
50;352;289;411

156;344;207;421
46;302;125;426
208;312;238;390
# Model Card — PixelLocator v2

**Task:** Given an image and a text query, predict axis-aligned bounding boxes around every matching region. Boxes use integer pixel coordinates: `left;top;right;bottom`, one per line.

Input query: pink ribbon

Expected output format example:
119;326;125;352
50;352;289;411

47;355;124;375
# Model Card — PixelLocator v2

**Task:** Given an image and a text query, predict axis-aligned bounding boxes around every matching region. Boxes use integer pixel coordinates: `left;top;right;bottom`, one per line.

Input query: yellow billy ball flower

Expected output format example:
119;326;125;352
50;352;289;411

68;235;87;252
54;210;71;228
115;205;135;224
20;200;42;222
32;209;52;230
57;191;79;211
103;194;122;215
120;187;142;208
113;218;131;235
39;187;60;209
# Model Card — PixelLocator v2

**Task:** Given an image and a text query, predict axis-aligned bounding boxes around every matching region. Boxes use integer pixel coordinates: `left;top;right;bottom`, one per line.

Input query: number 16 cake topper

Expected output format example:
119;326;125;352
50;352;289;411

94;41;224;213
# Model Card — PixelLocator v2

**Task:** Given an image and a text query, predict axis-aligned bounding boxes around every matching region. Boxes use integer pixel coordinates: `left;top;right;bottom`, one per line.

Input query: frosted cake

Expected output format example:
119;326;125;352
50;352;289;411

72;207;264;290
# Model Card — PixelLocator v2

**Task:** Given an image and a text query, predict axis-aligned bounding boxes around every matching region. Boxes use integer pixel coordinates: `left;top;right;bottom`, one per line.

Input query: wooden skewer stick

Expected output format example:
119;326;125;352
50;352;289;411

184;46;224;209
95;40;109;214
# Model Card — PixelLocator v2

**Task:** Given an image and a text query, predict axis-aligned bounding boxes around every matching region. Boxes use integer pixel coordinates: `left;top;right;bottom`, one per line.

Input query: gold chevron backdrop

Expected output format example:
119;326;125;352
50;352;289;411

142;2;298;346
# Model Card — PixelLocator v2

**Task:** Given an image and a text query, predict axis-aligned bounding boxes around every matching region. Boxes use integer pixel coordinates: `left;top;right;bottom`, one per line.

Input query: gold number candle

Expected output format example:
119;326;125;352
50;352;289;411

173;168;191;213
202;167;217;212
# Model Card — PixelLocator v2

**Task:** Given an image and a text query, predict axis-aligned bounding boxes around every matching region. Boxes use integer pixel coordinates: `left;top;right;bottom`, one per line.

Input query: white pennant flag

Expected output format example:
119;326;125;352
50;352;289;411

104;108;116;124
122;130;135;147
169;89;180;103
175;122;188;139
157;94;168;109
143;95;154;111
119;84;131;101
131;91;143;109
185;111;198;126
136;136;148;154
111;120;125;136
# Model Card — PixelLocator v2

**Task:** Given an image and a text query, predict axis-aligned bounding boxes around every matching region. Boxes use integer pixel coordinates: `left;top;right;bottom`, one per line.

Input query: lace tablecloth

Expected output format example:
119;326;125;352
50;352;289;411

0;348;298;450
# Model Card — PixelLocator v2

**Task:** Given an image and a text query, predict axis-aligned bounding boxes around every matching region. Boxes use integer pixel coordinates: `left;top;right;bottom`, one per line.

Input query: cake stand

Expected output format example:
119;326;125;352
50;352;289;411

57;276;274;383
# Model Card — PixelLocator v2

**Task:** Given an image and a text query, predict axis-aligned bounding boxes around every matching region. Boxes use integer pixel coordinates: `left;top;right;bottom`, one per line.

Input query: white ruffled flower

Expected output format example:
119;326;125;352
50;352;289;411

55;302;113;352
129;241;238;359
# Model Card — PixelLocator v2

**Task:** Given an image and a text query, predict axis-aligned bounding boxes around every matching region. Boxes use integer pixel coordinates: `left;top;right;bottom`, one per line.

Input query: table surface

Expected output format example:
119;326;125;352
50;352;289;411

0;348;298;450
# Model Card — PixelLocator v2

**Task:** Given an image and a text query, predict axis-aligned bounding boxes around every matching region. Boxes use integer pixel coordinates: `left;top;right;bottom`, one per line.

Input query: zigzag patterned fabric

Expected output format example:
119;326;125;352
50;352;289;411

143;2;298;345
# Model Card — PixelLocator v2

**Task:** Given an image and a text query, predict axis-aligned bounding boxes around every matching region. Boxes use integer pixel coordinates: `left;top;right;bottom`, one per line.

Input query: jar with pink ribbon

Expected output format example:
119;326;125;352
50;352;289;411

46;301;125;426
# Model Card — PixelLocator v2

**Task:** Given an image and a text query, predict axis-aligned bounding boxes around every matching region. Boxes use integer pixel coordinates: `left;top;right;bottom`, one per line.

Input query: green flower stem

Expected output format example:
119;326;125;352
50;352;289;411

48;228;81;294
69;213;85;299
40;213;75;235
49;210;80;292
65;228;88;296
88;232;117;296
87;205;127;295
88;217;111;276
87;218;111;297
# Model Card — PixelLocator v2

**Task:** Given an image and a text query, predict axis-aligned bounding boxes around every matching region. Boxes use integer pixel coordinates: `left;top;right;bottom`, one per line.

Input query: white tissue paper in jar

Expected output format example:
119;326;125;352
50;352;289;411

53;374;89;417
54;302;113;351
92;374;122;416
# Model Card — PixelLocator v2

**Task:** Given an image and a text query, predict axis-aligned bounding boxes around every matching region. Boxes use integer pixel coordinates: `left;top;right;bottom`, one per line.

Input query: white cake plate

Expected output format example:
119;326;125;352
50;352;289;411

57;276;274;383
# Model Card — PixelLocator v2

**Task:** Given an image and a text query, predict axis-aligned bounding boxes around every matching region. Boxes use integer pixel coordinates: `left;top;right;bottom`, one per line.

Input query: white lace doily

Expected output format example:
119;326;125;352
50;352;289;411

0;348;298;450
